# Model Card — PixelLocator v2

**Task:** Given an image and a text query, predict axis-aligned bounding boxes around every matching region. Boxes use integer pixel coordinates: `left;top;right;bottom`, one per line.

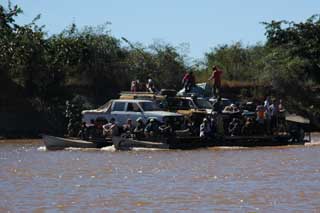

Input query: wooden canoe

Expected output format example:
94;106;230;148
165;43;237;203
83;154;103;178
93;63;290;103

42;134;112;150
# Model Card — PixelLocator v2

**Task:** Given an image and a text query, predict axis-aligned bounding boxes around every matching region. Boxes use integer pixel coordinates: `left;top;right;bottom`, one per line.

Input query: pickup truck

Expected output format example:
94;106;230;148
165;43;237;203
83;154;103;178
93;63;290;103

82;99;183;126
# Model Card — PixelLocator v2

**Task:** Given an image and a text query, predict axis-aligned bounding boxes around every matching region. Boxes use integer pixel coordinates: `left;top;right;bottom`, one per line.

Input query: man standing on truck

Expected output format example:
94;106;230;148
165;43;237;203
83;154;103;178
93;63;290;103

208;65;223;97
182;71;195;93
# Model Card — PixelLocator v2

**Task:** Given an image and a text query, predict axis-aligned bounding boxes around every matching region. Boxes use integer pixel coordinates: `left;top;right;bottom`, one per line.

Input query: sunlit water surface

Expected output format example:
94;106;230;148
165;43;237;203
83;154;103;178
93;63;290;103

1;136;320;212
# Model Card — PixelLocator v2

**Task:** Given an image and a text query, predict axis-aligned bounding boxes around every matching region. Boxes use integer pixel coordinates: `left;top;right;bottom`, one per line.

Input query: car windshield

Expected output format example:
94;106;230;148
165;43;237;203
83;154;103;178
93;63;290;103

194;99;212;109
211;99;232;108
139;101;161;111
97;100;112;110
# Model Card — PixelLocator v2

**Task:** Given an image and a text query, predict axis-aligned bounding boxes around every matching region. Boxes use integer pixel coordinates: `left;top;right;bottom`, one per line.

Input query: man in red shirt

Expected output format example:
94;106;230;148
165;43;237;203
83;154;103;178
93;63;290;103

182;71;195;92
208;65;223;97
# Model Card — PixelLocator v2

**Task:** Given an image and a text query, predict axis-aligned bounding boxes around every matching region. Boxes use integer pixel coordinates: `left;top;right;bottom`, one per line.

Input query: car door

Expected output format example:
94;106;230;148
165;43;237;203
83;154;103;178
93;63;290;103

126;102;144;125
110;101;127;125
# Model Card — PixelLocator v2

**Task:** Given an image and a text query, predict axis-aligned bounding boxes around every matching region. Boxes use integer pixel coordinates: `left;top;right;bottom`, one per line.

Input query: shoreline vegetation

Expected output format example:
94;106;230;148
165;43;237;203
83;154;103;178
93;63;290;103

1;2;320;138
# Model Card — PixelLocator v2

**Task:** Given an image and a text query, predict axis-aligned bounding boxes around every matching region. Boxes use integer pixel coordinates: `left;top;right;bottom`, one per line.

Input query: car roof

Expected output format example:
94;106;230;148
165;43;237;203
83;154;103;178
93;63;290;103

113;99;153;103
209;98;233;103
170;97;194;100
209;98;230;101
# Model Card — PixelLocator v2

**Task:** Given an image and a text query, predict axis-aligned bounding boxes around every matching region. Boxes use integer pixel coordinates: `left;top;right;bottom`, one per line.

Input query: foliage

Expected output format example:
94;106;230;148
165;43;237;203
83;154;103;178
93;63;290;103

1;1;320;135
263;16;320;82
204;42;270;83
1;2;189;135
203;15;320;89
201;15;320;127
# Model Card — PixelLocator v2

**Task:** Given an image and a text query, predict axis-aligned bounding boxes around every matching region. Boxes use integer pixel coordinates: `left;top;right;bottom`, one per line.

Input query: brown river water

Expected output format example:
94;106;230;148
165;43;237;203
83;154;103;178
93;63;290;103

1;135;320;212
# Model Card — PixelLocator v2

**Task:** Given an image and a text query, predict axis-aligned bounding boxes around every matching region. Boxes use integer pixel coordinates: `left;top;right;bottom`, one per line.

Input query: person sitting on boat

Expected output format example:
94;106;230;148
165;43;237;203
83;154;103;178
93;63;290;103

146;78;157;93
144;118;160;138
278;99;285;113
94;118;105;138
277;99;287;132
180;116;196;135
200;118;212;138
241;117;255;136
256;105;265;134
159;119;174;137
123;118;135;134
264;97;272;134
102;120;111;136
212;97;223;113
134;117;145;139
103;118;120;137
270;99;279;131
132;79;143;92
216;113;225;136
78;122;88;140
131;80;137;92
209;116;217;135
87;119;97;139
228;118;241;136
289;123;305;143
136;79;146;92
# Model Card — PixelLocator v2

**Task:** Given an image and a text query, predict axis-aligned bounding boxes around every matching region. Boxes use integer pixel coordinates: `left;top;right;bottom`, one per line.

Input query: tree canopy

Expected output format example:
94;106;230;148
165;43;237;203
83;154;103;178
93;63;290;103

1;1;320;135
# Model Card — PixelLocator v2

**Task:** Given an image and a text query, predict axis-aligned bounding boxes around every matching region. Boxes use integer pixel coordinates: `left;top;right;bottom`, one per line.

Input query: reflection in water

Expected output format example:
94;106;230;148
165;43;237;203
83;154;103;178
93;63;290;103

0;137;320;212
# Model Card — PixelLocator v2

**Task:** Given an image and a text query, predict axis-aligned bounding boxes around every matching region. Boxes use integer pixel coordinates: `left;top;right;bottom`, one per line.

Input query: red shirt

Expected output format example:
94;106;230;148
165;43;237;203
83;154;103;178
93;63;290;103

209;69;223;85
182;73;190;82
182;73;195;84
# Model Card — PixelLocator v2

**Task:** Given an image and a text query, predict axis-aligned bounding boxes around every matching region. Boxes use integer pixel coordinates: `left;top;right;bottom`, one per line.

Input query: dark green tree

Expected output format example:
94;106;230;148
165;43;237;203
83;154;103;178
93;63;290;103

263;15;320;82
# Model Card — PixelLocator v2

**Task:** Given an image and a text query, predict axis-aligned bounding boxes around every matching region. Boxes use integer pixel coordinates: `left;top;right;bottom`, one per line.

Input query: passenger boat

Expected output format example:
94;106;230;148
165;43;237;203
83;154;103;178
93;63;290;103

42;134;112;150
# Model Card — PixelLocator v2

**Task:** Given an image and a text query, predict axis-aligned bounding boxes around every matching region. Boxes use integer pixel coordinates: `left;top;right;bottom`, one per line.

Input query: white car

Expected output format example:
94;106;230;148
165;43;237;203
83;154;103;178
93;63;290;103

82;99;183;125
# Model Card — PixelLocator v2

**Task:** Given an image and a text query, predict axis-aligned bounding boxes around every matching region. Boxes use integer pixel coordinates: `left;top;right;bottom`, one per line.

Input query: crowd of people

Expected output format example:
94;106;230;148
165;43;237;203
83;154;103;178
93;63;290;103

198;96;287;139
77;95;287;142
78;117;174;140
